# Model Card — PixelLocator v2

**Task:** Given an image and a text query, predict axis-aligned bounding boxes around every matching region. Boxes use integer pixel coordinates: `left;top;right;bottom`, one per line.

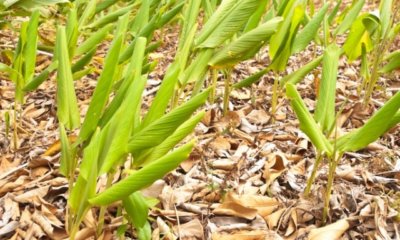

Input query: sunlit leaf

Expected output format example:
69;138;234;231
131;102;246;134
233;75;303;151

89;141;195;205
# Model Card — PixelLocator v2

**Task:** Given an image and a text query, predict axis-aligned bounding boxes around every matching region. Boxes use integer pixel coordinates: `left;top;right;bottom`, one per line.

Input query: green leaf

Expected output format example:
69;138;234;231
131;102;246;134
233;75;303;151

180;49;213;95
66;8;79;59
360;44;370;79
387;110;400;131
334;0;365;35
86;4;134;29
195;0;259;48
75;24;113;56
3;0;68;9
343;13;377;62
55;26;80;130
336;91;400;152
12;21;27;103
123;192;149;229
0;62;20;77
328;0;342;25
178;0;201;51
59;123;76;179
286;83;333;155
140;64;179;127
379;0;392;38
243;0;269;32
131;0;150;35
23;61;58;91
78;0;96;29
270;2;305;72
158;2;184;27
78;35;123;141
23;10;39;82
381;50;400;73
98;37;147;174
89;141;195;206
71;48;96;73
95;0;122;13
69;129;100;226
209;17;283;68
292;3;328;54
129;89;210;152
314;44;341;133
269;0;297;59
233;67;269;89
280;55;322;86
137;111;205;166
101;36;148;128
142;22;201;127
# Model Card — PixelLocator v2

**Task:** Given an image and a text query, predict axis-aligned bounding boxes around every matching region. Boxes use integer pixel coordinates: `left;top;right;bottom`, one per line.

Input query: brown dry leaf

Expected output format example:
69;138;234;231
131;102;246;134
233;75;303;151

0;221;18;238
308;219;349;240
71;227;95;240
213;192;279;220
41;204;63;228
26;222;46;239
180;157;197;173
210;159;236;171
211;229;282;240
265;208;286;229
246;109;270;125
201;109;215;126
14;186;49;206
263;153;288;188
142;180;166;198
214;201;258;220
24;106;47;119
0;175;30;194
32;209;54;236
160;185;194;210
214;111;241;132
2;197;20;223
210;136;231;152
156;217;176;240
0;157;22;176
173;218;204;239
374;197;392;240
42;135;77;157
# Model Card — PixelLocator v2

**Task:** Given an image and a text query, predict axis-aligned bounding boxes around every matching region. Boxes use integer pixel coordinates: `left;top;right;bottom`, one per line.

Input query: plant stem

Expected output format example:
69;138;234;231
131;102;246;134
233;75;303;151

223;69;232;116
271;71;280;121
323;153;342;224
171;87;180;110
304;152;323;196
96;172;114;237
210;68;218;104
363;43;384;106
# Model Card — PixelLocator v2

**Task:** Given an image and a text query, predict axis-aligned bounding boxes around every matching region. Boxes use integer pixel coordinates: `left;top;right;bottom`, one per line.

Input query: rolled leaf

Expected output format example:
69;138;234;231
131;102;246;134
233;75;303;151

314;44;341;133
286;83;333;155
55;26;80;130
